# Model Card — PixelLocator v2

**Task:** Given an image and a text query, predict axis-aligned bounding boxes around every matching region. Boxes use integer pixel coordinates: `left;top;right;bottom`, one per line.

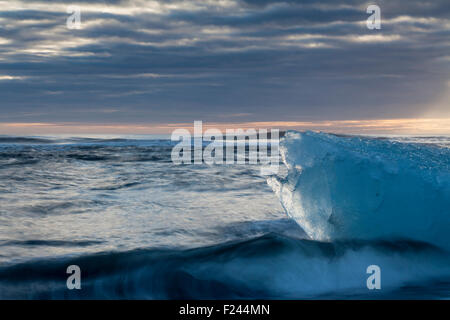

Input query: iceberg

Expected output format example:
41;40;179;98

268;131;450;249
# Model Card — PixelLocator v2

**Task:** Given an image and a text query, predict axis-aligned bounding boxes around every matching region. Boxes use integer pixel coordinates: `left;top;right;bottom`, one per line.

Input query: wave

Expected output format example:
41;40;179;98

0;234;449;299
0;136;174;146
0;145;175;168
0;240;104;248
0;137;54;144
268;131;450;250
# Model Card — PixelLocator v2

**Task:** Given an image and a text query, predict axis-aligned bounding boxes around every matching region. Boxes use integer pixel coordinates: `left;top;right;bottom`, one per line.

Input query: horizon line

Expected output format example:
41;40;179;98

1;118;450;135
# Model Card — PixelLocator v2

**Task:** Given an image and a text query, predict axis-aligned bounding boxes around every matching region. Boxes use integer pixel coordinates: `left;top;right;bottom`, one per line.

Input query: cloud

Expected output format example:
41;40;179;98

0;0;448;128
0;75;29;80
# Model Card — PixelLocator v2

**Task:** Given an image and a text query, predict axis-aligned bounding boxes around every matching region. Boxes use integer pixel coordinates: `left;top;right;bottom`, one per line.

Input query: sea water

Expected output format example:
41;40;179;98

0;132;448;299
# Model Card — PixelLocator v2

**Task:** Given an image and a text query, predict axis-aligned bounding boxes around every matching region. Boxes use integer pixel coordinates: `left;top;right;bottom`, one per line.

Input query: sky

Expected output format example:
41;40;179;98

0;0;449;134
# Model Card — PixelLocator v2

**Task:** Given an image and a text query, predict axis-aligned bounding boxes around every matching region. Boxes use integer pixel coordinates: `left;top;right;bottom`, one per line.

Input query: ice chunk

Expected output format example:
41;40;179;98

268;131;450;249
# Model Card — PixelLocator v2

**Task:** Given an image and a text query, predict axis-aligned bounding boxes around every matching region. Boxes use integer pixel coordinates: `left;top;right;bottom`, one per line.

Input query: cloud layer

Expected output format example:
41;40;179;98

0;0;449;126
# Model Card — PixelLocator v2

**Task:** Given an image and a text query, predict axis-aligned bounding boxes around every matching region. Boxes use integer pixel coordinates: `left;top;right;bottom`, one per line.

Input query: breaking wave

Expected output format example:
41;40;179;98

0;234;449;299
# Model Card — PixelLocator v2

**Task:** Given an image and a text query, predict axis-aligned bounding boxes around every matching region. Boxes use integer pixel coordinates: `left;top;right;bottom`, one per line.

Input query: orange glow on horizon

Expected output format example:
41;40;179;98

0;118;449;135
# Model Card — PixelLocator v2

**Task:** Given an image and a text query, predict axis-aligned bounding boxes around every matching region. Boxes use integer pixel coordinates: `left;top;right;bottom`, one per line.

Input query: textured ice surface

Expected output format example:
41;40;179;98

268;131;450;249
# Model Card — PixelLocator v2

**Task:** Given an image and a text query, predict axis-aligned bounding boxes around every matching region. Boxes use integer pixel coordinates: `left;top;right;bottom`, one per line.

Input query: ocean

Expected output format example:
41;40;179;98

0;132;449;299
